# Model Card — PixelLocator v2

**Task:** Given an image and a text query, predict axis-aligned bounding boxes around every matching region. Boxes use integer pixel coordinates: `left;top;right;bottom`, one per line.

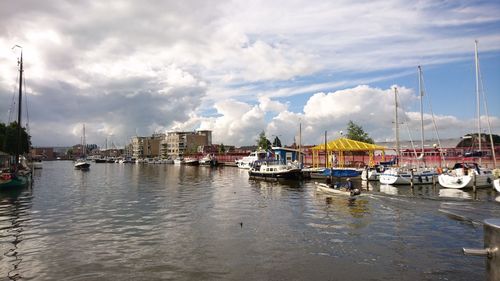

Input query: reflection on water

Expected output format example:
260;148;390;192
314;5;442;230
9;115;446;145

0;186;33;280
439;188;472;200
0;161;497;280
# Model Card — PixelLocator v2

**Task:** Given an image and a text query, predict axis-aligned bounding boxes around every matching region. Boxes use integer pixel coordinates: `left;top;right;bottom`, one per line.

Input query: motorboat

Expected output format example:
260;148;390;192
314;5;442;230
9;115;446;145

183;157;199;166
438;162;493;189
199;154;218;166
315;182;361;197
248;160;302;180
236;150;267;169
74;159;90;170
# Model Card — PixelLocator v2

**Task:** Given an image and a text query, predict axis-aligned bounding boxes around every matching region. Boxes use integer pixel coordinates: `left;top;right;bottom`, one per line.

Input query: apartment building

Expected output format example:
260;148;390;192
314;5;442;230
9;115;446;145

131;133;165;159
161;130;212;158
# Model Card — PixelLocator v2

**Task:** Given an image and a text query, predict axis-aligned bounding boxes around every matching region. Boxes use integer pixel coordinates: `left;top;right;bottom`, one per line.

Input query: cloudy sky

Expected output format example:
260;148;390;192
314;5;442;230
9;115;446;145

1;0;499;148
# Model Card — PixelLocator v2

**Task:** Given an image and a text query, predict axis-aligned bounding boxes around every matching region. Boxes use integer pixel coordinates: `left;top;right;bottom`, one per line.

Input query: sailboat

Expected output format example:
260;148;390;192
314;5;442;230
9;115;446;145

74;124;91;170
438;41;495;189
0;47;32;189
379;74;438;185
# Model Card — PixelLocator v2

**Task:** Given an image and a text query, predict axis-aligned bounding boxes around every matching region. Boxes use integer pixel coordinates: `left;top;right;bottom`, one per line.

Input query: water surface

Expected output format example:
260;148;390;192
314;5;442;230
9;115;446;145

0;161;498;280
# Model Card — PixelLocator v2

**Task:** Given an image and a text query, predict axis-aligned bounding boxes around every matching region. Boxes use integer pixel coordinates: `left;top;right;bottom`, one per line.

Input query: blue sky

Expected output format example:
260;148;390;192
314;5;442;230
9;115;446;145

0;0;499;147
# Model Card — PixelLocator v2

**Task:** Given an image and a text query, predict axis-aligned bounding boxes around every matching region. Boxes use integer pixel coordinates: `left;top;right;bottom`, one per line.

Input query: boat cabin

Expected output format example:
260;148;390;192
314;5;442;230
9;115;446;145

271;147;302;166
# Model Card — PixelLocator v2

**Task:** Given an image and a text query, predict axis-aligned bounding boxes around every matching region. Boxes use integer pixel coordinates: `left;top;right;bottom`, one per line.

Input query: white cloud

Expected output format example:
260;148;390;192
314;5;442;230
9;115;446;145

0;0;498;147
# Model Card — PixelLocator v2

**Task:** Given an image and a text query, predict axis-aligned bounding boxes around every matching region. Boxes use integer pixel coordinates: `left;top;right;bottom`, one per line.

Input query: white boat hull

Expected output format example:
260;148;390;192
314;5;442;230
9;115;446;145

494;179;500;192
361;170;379;181
315;182;358;196
379;169;437;185
438;173;493;189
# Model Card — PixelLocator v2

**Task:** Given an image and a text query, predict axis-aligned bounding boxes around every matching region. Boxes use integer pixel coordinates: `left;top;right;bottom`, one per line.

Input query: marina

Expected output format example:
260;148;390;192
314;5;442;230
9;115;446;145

0;161;499;280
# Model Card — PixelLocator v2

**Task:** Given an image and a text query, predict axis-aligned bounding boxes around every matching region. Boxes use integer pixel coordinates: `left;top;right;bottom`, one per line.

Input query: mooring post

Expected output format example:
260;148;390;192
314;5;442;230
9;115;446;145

473;172;477;193
410;169;414;188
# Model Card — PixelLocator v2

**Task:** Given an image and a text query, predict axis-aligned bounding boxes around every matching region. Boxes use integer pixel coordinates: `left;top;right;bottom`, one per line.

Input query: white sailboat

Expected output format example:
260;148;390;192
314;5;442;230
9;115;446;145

438;41;495;189
380;76;438;185
75;124;91;170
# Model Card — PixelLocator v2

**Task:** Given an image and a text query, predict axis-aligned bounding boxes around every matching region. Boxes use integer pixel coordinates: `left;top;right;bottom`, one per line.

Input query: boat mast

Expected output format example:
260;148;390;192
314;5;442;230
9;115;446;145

83;124;86;158
394;87;400;161
15;50;23;169
474;40;482;165
418;66;424;158
324;131;328;168
299;122;302;165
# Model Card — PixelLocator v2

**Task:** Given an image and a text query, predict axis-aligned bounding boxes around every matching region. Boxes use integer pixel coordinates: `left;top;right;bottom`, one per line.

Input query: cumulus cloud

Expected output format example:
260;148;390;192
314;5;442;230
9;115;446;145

0;0;498;147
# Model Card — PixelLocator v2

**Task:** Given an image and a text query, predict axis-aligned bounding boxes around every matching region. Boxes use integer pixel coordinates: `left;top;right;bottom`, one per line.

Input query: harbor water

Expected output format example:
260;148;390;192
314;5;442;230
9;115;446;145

1;161;499;280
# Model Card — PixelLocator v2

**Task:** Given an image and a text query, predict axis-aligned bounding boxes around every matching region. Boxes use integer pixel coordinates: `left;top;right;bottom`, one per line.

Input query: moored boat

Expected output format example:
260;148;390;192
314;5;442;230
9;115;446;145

248;160;302;180
438;162;493;189
361;165;385;181
236;150;267;169
494;178;500;192
380;167;438;185
199;154;218;166
1;47;31;188
183;157;199;166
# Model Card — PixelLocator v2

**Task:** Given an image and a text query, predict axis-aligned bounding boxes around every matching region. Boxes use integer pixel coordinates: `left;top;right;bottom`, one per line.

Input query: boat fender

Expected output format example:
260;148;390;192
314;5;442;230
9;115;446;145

350;189;361;196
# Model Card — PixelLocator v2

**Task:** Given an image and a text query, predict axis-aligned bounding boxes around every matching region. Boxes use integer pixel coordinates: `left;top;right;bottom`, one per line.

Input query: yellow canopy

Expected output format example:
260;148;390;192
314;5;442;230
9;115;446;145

312;137;387;152
311;137;387;167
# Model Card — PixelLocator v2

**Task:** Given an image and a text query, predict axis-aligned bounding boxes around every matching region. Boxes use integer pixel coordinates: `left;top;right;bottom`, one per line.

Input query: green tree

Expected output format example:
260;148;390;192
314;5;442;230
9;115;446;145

0;122;31;155
219;143;226;154
346;120;374;144
272;136;282;147
256;131;271;150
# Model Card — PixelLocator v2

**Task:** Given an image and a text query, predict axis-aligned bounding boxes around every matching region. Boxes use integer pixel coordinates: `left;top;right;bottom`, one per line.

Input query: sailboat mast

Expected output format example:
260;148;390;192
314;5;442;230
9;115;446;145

474;40;482;165
324;131;328;168
83;124;86;158
299;122;302;165
15;51;23;168
418;66;424;157
394;87;400;160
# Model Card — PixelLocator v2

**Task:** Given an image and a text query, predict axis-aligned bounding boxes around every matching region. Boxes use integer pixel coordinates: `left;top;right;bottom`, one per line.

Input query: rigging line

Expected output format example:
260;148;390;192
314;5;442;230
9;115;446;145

8;71;20;123
420;68;446;167
396;89;418;159
23;73;30;134
477;56;497;168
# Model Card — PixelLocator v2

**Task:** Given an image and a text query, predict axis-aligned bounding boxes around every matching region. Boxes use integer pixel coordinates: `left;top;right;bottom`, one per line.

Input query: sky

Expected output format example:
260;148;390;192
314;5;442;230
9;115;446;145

0;0;499;148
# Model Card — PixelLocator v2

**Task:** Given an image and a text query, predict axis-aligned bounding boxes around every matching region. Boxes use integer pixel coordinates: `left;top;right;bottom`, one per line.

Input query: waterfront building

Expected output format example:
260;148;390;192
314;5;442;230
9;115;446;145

31;147;55;160
131;133;165;159
161;130;212;158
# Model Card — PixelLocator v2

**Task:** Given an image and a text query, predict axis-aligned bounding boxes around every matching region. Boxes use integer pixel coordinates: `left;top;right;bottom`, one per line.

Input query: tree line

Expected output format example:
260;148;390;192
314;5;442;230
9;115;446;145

0;122;31;155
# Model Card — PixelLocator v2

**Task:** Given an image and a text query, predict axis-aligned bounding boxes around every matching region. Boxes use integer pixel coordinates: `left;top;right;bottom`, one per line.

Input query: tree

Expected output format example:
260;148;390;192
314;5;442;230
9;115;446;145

346;120;374;144
219;143;226;154
0;122;31;155
272;136;282;147
256;131;271;150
